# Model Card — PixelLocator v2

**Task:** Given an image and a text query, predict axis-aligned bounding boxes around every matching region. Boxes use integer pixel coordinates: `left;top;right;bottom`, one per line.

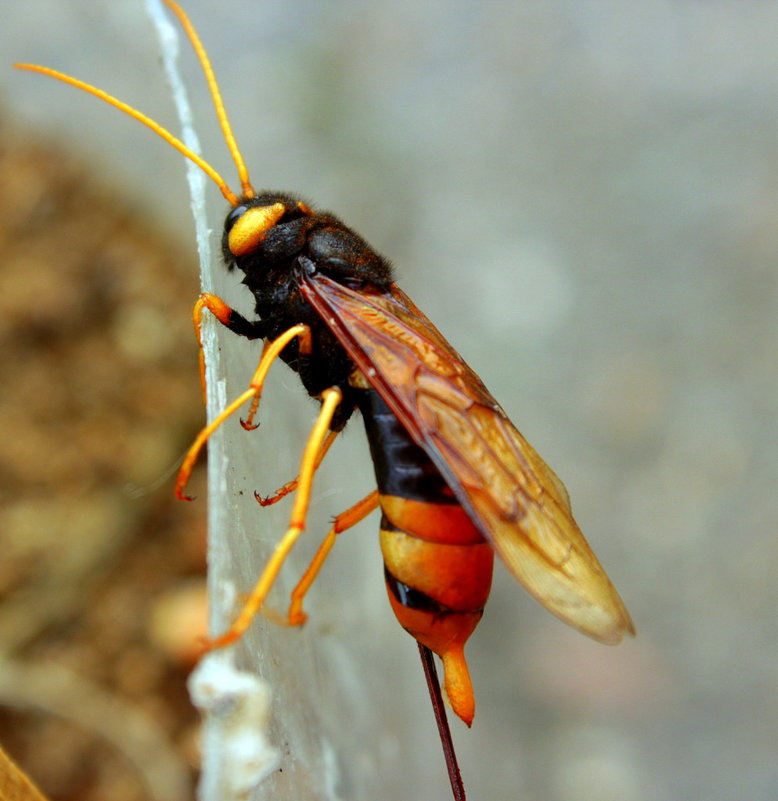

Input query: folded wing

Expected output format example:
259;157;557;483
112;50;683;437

300;273;634;643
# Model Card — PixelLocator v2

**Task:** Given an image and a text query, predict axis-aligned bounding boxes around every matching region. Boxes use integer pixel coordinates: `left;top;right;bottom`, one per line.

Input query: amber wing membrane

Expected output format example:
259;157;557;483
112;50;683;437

300;273;634;644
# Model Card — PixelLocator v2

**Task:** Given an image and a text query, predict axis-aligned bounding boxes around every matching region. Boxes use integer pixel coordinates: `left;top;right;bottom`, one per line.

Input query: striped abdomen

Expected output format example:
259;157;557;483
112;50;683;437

358;389;494;725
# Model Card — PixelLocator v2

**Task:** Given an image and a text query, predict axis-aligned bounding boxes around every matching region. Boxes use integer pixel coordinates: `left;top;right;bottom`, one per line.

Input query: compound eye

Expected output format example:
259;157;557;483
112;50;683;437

225;204;248;233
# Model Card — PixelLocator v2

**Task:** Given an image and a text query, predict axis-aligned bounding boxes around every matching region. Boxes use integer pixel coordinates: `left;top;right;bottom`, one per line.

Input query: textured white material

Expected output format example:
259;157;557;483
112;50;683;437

189;651;280;798
143;3;375;799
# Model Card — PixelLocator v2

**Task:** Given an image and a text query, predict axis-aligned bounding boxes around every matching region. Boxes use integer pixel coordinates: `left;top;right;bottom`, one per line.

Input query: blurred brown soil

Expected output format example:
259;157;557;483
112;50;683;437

0;112;209;801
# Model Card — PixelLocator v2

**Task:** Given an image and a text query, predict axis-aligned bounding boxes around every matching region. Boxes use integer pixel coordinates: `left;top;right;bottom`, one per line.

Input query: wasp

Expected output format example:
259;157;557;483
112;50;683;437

17;2;633;797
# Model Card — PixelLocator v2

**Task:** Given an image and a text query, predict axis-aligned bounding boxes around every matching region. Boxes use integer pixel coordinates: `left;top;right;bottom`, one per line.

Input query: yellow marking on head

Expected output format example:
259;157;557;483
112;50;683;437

227;203;287;256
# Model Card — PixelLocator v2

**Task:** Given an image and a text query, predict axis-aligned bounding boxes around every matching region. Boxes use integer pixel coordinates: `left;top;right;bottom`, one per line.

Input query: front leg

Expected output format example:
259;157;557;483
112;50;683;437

195;292;268;341
193;293;270;399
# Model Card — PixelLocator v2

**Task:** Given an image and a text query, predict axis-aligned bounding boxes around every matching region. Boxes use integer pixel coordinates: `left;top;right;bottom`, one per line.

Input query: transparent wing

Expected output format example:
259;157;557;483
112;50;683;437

301;273;634;643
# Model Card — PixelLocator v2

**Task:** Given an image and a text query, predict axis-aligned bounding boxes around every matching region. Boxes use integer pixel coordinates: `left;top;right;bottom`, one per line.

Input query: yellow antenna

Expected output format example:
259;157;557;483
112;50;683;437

163;0;255;200
15;63;241;208
15;2;259;206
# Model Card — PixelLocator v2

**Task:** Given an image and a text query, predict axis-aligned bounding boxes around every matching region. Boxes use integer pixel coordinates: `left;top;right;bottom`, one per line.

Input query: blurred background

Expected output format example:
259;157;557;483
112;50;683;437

1;1;777;800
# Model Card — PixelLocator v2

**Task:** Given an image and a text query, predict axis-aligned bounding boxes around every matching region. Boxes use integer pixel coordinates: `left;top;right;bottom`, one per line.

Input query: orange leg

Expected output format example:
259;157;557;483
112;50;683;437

204;386;343;651
255;430;339;507
192;293;270;404
284;490;380;626
176;322;312;501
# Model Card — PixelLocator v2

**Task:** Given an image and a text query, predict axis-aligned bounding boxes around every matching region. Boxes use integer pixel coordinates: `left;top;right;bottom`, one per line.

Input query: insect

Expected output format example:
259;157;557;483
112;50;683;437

18;2;634;797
